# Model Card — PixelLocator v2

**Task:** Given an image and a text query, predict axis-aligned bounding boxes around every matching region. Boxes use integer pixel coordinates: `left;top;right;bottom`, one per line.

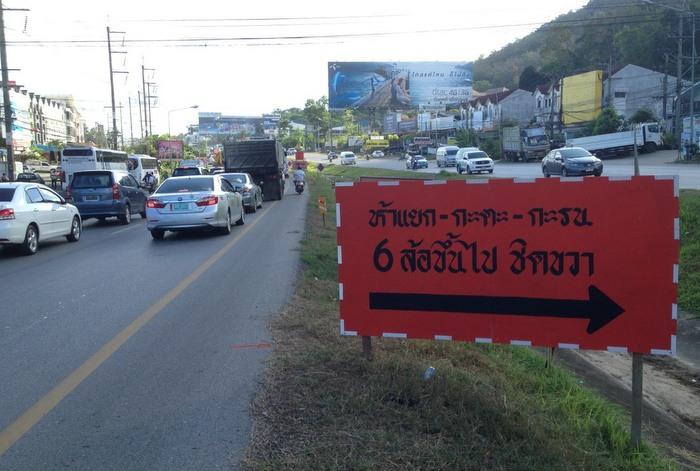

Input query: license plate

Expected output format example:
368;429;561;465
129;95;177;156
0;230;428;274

84;195;98;201
171;202;189;211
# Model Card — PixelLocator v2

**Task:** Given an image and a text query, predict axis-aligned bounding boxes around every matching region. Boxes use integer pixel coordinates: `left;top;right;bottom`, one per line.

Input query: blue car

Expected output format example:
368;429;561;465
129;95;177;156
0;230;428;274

66;170;148;224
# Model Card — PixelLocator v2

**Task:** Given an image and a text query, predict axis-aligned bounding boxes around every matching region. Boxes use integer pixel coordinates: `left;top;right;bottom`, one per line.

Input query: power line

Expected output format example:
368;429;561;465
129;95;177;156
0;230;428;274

1;12;670;47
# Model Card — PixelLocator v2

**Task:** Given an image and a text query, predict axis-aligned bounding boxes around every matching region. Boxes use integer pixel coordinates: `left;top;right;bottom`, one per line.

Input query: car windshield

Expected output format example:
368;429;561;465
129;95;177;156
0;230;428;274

528;135;548;145
156;177;214;193
446;148;459;156
173;168;201;177
72;173;112;188
561;148;593;159
222;174;248;185
0;188;15;201
467;152;488;160
344;153;355;158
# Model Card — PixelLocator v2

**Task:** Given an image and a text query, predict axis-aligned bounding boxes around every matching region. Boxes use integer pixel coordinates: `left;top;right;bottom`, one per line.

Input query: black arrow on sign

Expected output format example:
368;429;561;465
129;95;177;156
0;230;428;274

369;285;624;334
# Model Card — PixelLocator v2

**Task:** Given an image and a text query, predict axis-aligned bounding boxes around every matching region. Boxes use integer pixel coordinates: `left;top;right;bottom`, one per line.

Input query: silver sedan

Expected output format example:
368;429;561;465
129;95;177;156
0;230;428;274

145;176;244;240
0;182;82;255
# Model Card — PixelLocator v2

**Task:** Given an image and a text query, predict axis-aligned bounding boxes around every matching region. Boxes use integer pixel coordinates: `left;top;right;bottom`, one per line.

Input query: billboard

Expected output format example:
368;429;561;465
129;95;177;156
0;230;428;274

198;112;264;135
336;177;678;354
328;62;472;110
562;70;603;125
157;140;184;160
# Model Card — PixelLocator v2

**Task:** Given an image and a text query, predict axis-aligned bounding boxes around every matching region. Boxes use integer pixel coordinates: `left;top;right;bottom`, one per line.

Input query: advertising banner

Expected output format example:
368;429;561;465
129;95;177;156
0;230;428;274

328;62;472;110
336;177;679;354
157;139;184;161
198;112;264;135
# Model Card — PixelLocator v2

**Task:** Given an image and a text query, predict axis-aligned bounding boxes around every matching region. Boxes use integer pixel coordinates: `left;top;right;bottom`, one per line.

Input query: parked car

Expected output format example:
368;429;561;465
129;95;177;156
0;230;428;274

16;172;46;185
406;154;428;169
456;149;495;174
0;182;81;255
66;170;148;224
210;167;225;174
340;151;357;165
436;146;460;167
542;147;603;177
219;172;263;213
172;166;209;177
145;175;244;240
371;150;385;158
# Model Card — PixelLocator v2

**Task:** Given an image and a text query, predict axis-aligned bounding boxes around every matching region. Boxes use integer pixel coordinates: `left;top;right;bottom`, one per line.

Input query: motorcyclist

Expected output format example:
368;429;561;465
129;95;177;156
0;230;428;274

293;166;305;185
143;172;156;191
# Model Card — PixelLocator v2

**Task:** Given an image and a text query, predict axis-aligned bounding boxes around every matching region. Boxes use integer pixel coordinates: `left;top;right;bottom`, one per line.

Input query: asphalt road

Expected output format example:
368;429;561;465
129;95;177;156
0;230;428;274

0;182;307;470
307;150;700;189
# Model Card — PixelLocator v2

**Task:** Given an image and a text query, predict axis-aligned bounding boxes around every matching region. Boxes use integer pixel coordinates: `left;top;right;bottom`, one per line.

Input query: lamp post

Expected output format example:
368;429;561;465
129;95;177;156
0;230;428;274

167;105;198;136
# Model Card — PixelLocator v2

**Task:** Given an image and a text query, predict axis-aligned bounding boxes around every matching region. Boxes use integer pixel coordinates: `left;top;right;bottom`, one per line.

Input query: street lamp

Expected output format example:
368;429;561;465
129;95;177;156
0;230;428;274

167;105;198;136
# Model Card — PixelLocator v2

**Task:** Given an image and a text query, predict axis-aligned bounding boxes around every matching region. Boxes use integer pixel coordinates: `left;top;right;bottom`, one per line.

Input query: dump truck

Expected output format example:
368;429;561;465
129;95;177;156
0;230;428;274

223;139;285;200
502;126;550;161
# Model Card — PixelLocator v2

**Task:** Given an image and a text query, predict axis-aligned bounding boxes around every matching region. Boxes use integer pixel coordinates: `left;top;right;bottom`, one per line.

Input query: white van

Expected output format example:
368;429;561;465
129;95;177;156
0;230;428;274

436;146;460;167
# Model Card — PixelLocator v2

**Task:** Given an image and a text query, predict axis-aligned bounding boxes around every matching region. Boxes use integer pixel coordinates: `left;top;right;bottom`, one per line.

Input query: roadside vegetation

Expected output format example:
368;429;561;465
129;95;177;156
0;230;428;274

321;164;482;181
245;167;674;470
680;190;700;316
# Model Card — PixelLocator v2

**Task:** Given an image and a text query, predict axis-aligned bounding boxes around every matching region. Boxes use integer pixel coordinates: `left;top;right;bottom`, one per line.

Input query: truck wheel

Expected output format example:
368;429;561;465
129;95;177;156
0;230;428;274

644;142;657;153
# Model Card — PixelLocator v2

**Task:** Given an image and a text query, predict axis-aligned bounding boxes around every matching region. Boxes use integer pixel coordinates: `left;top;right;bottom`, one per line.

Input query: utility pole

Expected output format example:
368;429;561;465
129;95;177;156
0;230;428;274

106;27;127;150
141;65;155;137
548;79;557;140
137;90;143;138
675;14;683;154
663;53;669;126
119;100;124;149
128;97;134;145
689;12;695;160
146;82;157;136
0;2;29;181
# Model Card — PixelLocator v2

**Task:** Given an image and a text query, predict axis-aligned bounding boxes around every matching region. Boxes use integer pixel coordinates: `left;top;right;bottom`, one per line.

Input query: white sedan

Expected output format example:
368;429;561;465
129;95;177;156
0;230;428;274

371;150;384;158
145;175;244;240
0;182;82;255
339;151;357;165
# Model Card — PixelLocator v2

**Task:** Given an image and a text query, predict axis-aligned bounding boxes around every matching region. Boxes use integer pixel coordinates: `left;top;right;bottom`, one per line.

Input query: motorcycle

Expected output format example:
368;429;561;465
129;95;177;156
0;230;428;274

295;180;305;195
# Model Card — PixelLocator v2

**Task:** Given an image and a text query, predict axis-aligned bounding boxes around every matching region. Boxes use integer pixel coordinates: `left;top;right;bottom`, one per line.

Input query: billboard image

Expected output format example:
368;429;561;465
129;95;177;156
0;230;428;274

199;112;264;135
328;62;472;110
562;70;603;125
157;139;184;161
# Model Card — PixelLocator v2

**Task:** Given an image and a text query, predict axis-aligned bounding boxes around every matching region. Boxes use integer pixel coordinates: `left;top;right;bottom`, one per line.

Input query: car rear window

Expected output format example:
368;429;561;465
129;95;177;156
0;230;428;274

72;173;112;188
172;168;201;177
0;188;16;201
446;149;459;156
156;177;214;193
221;174;247;184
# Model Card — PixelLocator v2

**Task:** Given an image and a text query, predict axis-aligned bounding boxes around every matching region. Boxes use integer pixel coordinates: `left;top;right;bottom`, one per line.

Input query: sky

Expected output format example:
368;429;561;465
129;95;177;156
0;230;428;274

5;0;588;137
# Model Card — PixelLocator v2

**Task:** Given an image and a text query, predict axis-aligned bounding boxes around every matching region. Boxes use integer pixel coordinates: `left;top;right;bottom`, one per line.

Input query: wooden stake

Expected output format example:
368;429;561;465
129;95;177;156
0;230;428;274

631;353;643;447
362;336;373;361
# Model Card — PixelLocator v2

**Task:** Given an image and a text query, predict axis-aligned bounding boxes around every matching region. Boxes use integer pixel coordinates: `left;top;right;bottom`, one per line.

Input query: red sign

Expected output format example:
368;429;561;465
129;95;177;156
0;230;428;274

335;177;679;354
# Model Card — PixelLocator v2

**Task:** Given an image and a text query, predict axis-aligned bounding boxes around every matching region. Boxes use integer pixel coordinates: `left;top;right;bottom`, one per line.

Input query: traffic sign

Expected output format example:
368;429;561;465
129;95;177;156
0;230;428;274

318;196;327;214
335;177;679;354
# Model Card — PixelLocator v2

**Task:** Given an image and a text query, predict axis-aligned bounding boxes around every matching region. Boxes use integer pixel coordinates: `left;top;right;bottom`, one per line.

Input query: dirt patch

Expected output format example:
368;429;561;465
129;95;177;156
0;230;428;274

556;350;700;469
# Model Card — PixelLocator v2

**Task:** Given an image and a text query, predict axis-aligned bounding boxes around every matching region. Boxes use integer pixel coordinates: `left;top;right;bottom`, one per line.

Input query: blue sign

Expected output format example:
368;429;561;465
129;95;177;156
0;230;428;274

328;62;473;110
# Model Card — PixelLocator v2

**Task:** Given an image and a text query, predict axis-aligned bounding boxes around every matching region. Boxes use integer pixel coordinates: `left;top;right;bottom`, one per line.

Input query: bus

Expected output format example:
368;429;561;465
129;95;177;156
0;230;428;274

128;154;160;184
61;146;128;186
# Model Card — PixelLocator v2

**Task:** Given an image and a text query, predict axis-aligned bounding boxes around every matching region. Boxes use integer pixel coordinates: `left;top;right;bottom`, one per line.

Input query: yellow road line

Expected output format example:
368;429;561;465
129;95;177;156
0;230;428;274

0;204;275;456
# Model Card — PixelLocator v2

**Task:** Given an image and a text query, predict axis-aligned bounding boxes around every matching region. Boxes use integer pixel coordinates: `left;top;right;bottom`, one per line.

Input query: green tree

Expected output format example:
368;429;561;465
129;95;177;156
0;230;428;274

518;66;548;92
84;126;108;148
629;108;657;124
591;108;623;135
455;129;479;147
473;80;493;92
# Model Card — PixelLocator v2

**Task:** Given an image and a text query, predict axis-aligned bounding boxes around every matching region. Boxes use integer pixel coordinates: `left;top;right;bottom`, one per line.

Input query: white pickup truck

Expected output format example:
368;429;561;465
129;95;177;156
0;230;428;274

566;123;663;157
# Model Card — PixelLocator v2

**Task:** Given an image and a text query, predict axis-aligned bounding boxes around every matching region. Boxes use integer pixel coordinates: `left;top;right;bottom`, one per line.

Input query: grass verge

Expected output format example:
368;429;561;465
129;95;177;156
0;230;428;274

244;168;675;470
680;190;700;316
321;163;485;181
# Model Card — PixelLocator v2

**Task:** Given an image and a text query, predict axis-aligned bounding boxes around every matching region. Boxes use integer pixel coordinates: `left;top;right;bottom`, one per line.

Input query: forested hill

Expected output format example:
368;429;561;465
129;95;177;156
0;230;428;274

473;0;699;91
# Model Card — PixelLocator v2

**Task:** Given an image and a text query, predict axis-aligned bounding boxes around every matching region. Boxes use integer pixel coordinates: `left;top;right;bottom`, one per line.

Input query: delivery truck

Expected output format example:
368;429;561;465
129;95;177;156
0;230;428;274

223;139;285;200
502;126;550;161
566;123;662;157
